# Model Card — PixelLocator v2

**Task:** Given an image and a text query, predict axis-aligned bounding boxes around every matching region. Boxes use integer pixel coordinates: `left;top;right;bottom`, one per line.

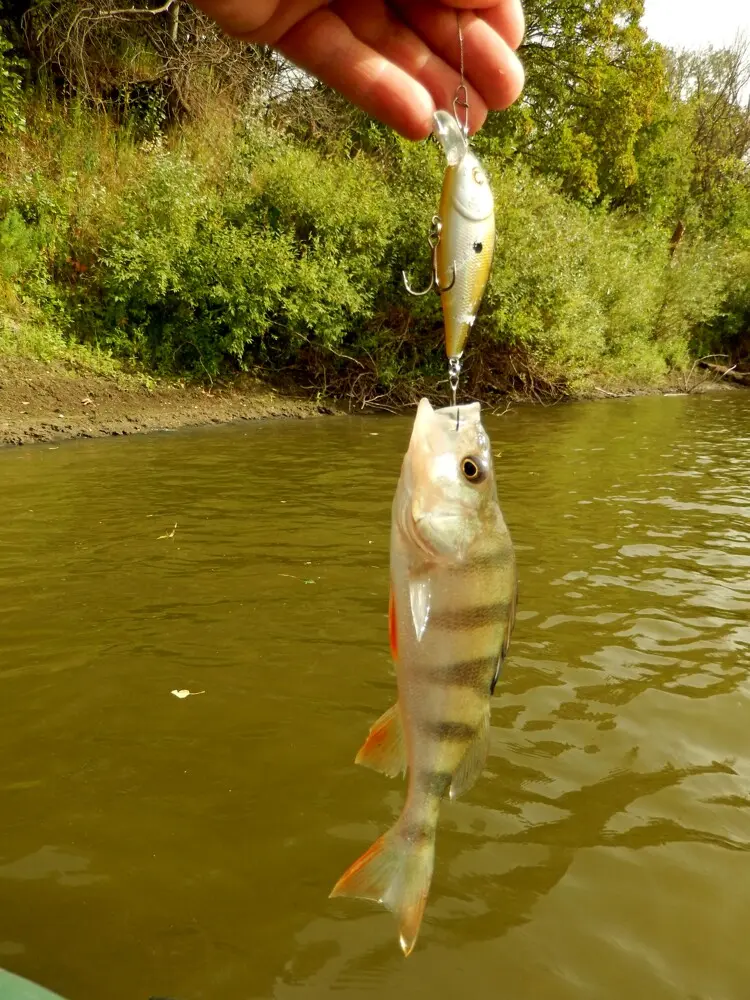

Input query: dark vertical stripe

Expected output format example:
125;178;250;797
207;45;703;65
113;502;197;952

431;602;510;630
422;720;478;742
425;655;498;690
418;770;451;798
455;548;513;573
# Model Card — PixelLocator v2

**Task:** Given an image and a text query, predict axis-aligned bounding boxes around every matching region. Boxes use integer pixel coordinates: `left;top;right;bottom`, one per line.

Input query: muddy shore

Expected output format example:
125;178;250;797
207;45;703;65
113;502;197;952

0;356;742;448
0;357;336;447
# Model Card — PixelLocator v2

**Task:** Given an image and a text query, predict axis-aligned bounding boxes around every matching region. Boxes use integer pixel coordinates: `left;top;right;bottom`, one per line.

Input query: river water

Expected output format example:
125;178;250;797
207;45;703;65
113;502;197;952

1;392;749;1000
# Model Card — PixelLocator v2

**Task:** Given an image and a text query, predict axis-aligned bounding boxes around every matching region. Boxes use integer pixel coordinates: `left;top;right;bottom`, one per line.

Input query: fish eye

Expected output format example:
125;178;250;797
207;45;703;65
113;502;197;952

472;167;485;185
461;456;485;483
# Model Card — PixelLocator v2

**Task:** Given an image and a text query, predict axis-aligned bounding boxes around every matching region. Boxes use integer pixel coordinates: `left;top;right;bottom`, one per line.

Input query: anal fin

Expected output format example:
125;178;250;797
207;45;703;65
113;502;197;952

355;703;406;778
449;705;490;800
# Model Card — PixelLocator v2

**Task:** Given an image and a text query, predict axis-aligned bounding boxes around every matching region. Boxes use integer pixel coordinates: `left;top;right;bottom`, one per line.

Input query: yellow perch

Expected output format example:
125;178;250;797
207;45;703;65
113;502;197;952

331;398;517;956
433;111;495;360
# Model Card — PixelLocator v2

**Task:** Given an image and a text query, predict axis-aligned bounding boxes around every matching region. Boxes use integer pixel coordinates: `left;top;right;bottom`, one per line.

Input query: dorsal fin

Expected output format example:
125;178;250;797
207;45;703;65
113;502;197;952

389;587;398;661
491;582;518;695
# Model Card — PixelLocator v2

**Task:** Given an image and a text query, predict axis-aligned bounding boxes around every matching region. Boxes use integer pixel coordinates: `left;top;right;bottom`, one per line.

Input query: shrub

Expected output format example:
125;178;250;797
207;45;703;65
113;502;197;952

0;92;747;398
0;18;24;135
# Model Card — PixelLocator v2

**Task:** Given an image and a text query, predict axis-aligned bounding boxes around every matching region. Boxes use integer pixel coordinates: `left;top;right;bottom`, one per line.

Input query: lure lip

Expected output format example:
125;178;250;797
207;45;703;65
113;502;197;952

432;110;467;167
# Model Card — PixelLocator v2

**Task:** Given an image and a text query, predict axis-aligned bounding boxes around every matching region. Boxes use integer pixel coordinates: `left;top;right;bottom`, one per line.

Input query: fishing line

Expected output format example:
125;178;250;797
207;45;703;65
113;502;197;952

459;13;465;80
452;11;466;431
453;13;469;139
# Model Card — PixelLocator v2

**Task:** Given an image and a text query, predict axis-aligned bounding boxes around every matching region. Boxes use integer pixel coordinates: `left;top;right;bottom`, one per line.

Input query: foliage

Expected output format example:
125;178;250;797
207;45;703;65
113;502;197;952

0;3;747;398
478;0;666;205
0;91;745;401
0;8;24;134
18;0;281;123
670;42;750;227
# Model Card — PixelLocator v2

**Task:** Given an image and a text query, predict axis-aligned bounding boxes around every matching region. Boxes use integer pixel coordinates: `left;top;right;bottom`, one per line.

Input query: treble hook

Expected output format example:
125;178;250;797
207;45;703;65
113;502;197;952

402;215;457;297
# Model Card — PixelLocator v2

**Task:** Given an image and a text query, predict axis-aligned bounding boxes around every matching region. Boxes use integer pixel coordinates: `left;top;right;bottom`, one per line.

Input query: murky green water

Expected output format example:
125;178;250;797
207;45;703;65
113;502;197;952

1;393;749;1000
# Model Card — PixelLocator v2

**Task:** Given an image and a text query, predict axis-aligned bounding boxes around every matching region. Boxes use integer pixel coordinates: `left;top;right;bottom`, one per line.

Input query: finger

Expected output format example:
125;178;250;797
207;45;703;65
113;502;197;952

190;0;274;37
461;13;525;108
476;1;525;51
333;0;488;134
278;9;437;139
439;0;525;51
225;0;331;45
394;3;524;112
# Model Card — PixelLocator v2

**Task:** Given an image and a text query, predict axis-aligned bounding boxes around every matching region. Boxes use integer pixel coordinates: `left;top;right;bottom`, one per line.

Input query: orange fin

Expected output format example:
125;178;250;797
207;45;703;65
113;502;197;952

389;588;398;661
330;825;435;957
355;703;406;778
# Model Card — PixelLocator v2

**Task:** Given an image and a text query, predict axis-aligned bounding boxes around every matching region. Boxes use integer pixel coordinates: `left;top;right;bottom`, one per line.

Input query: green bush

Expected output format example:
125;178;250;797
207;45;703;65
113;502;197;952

0;208;40;281
0;20;24;135
0;92;747;396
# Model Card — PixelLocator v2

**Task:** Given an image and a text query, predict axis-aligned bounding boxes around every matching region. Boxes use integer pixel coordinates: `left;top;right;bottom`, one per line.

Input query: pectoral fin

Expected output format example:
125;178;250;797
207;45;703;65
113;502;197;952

449;705;490;800
409;578;431;642
355;703;406;778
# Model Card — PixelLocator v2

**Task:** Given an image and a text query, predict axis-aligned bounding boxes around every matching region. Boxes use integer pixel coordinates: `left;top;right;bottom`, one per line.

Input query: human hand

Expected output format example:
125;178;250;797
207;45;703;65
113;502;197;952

192;1;525;139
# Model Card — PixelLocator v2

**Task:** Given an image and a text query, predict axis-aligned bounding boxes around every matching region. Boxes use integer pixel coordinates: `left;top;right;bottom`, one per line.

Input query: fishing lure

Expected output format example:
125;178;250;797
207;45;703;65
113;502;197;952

403;19;496;407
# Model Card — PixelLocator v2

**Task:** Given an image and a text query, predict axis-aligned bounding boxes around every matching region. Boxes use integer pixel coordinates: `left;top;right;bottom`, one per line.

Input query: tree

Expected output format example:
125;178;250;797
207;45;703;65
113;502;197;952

15;0;272;118
477;0;666;205
672;39;750;227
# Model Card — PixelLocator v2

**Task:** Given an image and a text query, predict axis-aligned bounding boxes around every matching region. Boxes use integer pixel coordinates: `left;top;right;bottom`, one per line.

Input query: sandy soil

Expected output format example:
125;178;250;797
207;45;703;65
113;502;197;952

0;357;336;447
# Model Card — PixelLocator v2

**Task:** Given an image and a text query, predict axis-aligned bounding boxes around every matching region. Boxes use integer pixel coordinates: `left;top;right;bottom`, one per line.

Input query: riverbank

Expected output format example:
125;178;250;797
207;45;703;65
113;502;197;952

0;356;336;447
1;354;743;448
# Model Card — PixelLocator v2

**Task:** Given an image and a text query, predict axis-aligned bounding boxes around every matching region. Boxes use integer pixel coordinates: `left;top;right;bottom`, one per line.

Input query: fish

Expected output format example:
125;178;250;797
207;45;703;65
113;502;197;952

330;398;517;956
433;110;496;361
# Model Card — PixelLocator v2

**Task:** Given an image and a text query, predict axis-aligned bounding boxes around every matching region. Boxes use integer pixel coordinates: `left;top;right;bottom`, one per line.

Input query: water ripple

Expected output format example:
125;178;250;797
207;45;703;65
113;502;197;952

1;395;750;999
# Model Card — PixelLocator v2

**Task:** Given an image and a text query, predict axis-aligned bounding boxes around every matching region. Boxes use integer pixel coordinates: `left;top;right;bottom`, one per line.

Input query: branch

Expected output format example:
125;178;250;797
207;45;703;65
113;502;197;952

698;360;750;383
96;0;176;18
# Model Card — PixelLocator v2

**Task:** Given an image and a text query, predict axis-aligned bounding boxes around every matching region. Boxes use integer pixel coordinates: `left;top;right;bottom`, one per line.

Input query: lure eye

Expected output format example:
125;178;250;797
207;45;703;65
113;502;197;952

461;456;485;483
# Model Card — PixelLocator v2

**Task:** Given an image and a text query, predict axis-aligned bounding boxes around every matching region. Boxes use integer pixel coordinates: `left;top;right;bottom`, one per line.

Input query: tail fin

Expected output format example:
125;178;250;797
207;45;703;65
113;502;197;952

330;824;435;956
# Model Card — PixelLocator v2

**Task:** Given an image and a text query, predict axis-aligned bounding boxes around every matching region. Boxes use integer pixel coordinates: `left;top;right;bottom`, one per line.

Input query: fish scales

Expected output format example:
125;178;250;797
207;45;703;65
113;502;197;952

393;527;509;773
331;398;517;957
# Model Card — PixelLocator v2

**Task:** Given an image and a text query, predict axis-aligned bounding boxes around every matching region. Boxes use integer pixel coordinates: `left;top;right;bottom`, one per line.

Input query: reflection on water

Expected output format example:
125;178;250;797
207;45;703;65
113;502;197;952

1;392;750;1000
